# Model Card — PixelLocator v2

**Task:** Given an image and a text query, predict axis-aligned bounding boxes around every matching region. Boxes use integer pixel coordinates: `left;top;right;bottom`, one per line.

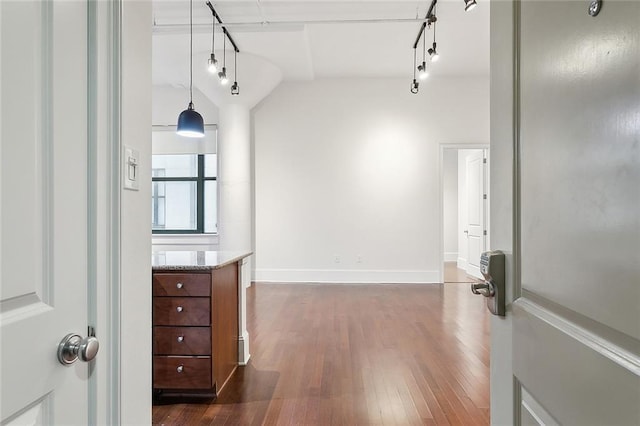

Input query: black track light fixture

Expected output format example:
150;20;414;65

206;2;241;93
464;0;478;12
411;47;419;94
177;0;204;138
231;50;240;95
207;14;218;74
410;0;479;93
218;36;228;85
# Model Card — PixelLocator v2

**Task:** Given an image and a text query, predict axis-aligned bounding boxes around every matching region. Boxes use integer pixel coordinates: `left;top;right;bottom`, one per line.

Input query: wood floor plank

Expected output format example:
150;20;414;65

153;283;490;425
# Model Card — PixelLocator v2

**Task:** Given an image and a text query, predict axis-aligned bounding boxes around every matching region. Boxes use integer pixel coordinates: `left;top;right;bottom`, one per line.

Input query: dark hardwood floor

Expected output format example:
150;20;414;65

153;283;490;425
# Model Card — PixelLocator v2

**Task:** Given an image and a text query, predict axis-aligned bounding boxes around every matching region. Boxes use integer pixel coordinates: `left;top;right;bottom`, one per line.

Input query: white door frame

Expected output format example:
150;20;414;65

438;143;489;283
489;1;517;423
90;0;153;423
90;0;122;424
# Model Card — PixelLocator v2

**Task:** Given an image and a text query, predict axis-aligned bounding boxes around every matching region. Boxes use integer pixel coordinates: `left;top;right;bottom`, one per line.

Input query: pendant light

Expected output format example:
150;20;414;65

177;0;204;138
207;13;218;74
410;47;419;94
464;0;478;12
427;10;439;63
231;49;240;95
218;36;229;85
417;27;428;80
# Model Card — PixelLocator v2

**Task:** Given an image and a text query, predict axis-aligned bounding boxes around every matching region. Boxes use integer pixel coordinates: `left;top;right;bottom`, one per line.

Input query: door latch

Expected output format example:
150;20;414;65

471;250;506;316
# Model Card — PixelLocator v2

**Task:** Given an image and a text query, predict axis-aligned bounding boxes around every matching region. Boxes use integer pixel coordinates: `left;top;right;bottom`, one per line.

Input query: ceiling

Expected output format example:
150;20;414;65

153;0;489;90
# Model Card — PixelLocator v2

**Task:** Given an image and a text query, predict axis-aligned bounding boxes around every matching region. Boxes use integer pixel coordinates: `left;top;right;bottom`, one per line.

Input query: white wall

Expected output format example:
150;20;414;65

443;149;458;261
253;77;489;283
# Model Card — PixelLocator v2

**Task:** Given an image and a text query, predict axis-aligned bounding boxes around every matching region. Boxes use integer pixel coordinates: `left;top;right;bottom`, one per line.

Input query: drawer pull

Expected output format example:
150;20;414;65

177;335;184;343
176;306;183;313
176;365;184;373
176;283;183;289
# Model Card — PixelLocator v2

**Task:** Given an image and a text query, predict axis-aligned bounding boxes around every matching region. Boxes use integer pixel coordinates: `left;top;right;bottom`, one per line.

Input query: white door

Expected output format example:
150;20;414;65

465;150;486;278
1;1;96;424
490;1;640;424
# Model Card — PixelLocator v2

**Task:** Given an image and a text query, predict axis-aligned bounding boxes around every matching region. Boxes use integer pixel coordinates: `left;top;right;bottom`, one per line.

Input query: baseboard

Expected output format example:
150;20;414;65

444;252;458;262
457;257;467;270
253;268;440;284
238;331;250;365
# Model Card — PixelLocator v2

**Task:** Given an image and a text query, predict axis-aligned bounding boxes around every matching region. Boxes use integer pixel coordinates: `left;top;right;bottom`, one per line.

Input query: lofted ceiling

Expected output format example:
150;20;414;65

153;0;489;96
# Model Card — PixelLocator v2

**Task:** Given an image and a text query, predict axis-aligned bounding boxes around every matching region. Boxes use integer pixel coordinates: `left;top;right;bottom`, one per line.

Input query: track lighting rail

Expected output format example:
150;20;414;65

412;0;438;49
205;1;240;53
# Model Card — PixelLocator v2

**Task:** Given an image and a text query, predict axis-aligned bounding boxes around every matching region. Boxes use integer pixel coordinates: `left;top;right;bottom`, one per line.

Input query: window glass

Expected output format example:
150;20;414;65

151;153;217;234
204;181;218;233
151;181;166;228
204;154;217;177
151;154;197;178
151;181;197;231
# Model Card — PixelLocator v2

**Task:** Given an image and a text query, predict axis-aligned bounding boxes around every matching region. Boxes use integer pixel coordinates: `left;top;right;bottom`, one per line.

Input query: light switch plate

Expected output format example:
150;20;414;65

123;145;140;191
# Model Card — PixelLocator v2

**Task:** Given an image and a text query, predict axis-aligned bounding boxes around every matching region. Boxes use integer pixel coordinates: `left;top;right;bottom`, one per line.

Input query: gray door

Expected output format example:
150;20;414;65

506;1;640;424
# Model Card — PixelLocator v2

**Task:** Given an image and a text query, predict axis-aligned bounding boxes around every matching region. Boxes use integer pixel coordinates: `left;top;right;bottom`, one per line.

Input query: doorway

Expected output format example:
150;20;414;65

440;144;489;284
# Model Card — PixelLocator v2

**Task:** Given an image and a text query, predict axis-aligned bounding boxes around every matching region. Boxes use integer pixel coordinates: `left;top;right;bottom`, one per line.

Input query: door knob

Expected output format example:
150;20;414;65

57;333;100;365
471;282;495;297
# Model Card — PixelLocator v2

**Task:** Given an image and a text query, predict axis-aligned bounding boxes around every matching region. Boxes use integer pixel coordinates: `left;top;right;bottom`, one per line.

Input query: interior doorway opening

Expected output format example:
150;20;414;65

440;144;489;284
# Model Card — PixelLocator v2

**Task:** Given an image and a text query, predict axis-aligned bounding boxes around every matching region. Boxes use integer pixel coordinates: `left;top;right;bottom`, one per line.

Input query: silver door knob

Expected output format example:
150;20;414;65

471;282;495;297
176;365;184;373
176;283;183;289
176;306;183;313
57;333;100;365
177;336;184;343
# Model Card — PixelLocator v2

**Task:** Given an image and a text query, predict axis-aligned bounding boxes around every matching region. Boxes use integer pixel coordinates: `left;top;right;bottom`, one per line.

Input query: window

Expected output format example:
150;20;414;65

151;154;218;234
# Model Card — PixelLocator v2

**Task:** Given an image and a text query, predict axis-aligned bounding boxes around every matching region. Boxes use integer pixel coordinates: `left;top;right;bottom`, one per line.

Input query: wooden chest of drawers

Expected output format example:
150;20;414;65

152;264;239;396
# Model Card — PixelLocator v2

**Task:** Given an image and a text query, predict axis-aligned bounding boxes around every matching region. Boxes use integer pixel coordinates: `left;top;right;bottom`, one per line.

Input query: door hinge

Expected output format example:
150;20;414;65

483;194;487;199
483;158;487;163
483;230;487;236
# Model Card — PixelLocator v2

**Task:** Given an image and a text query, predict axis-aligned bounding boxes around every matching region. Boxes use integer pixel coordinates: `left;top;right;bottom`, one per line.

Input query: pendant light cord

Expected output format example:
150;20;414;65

422;25;426;62
223;35;226;66
234;49;237;80
433;6;437;45
189;0;193;104
211;11;215;53
413;47;417;79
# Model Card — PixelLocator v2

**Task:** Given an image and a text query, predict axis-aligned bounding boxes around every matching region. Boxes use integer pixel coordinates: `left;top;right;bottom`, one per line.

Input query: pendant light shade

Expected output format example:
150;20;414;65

464;0;477;12
177;102;204;137
177;0;205;138
231;49;240;95
410;47;419;94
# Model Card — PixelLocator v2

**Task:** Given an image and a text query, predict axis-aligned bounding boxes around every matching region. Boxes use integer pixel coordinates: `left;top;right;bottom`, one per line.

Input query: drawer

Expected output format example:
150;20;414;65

153;356;212;389
154;326;211;355
153;297;210;326
153;273;210;297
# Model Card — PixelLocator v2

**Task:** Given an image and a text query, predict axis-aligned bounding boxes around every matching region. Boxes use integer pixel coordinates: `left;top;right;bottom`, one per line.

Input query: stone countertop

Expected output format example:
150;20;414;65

152;250;252;271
